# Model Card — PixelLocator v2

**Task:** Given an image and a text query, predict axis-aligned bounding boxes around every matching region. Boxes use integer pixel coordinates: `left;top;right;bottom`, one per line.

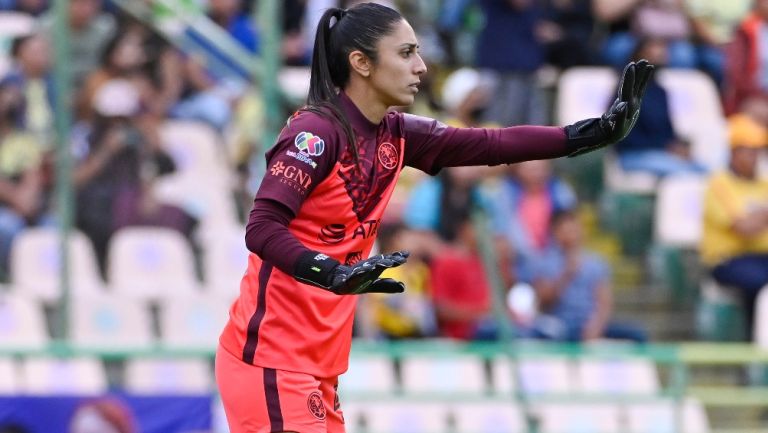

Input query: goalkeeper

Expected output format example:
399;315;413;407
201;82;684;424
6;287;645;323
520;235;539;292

216;3;653;433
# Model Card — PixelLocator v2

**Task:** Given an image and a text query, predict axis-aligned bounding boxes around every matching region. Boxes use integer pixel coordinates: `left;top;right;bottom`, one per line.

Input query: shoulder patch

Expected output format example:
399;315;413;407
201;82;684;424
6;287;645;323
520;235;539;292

295;131;325;156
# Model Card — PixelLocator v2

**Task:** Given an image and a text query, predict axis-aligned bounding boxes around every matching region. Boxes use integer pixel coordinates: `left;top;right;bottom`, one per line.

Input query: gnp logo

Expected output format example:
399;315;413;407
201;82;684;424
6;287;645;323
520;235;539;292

295;131;325;156
270;161;312;193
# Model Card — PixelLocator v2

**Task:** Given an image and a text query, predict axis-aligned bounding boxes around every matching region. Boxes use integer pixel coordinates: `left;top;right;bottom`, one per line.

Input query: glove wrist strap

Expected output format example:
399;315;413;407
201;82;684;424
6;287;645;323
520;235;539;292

293;251;340;289
564;118;609;156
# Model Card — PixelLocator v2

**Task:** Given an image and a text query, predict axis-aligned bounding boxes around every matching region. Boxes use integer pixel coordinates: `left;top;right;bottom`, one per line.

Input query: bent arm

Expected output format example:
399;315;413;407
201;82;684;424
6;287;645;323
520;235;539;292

402;114;568;174
245;198;312;274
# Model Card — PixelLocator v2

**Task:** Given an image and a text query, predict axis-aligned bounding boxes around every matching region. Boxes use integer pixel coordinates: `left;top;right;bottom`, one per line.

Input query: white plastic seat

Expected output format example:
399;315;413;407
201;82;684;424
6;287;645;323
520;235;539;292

576;359;660;395
0;293;48;350
124;358;213;394
556;67;617;126
400;355;487;394
654;175;707;248
21;357;107;394
364;402;449;433
338;355;396;395
0;12;34;50
158;293;229;350
107;227;200;301
200;225;249;300
451;400;527;433
159;120;228;175
70;294;154;350
626;398;710;433
656;69;728;171
754;287;768;349
495;358;573;396
537;403;622;433
0;357;19;393
9;228;104;302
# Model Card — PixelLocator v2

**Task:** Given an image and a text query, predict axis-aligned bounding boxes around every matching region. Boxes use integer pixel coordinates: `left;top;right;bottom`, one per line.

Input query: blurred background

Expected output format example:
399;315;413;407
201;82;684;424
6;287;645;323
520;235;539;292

0;0;767;432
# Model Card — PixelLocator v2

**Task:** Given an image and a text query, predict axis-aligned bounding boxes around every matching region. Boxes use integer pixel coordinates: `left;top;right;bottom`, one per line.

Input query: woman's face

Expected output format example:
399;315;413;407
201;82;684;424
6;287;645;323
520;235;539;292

366;19;427;108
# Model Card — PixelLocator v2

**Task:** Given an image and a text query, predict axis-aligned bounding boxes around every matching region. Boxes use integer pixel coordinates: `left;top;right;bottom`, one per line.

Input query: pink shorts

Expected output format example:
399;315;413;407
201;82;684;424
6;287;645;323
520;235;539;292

215;345;346;433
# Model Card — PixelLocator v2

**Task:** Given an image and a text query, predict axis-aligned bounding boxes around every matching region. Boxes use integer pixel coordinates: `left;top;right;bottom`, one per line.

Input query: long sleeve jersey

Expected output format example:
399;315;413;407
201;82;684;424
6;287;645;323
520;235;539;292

219;92;568;378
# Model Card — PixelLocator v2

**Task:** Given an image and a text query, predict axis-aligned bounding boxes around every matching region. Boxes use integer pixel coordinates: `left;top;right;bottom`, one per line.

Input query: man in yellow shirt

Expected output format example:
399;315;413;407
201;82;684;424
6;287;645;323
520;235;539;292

701;114;768;337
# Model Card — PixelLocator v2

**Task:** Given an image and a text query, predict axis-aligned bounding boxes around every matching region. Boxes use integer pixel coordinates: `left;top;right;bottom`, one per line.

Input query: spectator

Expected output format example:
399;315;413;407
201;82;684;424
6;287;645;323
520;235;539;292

488;159;577;281
530;210;647;342
38;0;116;89
0;0;47;15
1;33;54;148
77;29;182;123
686;0;751;84
700;114;768;339
207;0;259;53
440;67;495;128
430;211;515;341
356;223;437;339
475;0;548;126
595;0;722;75
724;0;768;115
539;0;597;68
73;80;196;272
0;81;48;279
614;37;706;177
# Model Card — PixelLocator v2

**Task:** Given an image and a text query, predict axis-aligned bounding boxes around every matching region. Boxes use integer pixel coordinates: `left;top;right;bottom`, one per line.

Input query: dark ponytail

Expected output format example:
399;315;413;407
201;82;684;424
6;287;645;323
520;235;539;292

305;3;403;163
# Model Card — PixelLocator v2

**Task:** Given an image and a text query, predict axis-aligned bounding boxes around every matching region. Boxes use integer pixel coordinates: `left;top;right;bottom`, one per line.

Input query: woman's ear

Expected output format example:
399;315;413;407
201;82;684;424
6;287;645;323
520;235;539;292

348;50;371;78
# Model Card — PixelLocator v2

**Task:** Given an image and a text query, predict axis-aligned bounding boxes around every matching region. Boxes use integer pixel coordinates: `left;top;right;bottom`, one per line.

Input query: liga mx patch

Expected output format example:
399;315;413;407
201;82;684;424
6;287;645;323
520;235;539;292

295;131;325;156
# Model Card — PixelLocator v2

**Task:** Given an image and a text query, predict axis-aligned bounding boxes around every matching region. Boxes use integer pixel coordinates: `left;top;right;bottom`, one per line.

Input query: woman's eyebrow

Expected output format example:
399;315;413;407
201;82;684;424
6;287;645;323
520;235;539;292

398;43;419;50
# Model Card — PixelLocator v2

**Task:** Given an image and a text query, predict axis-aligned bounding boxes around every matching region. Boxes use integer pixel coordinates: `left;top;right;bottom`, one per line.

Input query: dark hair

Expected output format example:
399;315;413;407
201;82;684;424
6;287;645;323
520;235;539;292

10;34;34;59
306;3;403;163
550;208;577;230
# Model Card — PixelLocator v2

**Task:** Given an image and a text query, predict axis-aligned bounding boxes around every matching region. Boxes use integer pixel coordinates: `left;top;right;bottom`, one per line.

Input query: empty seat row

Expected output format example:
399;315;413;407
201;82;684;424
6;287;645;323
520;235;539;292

340;354;660;397
0;356;213;395
9;226;248;303
342;398;709;433
0;292;229;350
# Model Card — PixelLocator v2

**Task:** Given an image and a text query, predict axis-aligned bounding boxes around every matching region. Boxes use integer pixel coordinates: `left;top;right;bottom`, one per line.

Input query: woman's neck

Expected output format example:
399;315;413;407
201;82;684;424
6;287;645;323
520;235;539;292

344;82;388;124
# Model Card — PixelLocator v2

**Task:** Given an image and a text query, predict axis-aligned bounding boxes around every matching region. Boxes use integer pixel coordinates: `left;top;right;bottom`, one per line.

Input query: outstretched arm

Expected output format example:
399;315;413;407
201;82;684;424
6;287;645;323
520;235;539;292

404;61;654;174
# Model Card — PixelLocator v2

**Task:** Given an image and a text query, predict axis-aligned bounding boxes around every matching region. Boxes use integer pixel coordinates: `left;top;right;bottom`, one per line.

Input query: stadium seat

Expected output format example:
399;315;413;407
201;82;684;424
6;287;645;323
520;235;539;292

20;357;108;394
124;358;213;394
754;286;768;349
0;357;19;394
0;293;48;350
451;400;527;433
0;12;34;49
363;402;450;433
400;355;487;394
626;398;710;433
70;293;154;350
656;69;728;171
157;293;229;350
200;224;249;301
576;358;660;395
495;358;574;396
9;228;104;303
697;279;747;341
338;355;397;395
654;175;707;249
536;403;622;433
158;120;228;175
107;227;200;301
556;67;617;126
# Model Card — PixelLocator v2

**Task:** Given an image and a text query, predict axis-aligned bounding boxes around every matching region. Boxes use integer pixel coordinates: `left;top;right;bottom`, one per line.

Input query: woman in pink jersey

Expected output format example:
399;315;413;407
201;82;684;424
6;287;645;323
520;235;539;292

216;3;653;433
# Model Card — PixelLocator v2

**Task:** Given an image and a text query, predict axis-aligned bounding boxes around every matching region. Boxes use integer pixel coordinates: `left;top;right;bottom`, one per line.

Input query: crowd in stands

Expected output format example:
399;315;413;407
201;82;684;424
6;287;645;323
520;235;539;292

0;0;767;346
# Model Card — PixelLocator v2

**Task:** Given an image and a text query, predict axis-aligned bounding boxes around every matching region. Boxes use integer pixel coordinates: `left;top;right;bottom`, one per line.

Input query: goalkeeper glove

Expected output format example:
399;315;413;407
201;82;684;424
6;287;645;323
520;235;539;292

564;59;654;157
294;251;409;295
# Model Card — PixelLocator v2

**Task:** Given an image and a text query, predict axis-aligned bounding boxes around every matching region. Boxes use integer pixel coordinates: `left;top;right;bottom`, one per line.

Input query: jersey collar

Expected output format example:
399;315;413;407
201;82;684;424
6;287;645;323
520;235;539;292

338;91;379;140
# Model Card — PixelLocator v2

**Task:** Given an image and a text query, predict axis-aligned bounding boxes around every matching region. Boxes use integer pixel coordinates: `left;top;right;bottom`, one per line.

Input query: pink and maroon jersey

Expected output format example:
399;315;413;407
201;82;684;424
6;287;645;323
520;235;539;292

220;92;569;377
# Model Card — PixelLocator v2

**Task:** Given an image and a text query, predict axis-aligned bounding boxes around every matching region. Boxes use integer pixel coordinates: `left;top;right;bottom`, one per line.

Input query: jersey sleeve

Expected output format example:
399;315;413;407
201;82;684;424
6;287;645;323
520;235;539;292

400;113;568;175
255;111;343;216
